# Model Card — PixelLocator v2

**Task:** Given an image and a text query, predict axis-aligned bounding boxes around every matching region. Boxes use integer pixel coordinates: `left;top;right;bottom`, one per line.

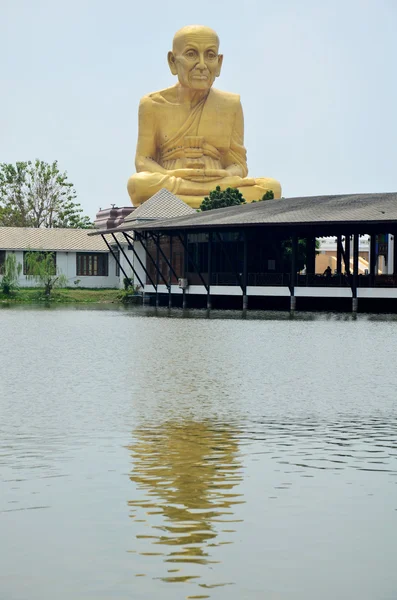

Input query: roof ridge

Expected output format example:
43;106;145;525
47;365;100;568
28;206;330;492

122;188;194;225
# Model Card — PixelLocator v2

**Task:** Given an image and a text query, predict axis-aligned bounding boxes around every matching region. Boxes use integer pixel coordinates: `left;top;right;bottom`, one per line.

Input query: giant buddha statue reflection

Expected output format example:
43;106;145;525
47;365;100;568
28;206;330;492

127;25;281;208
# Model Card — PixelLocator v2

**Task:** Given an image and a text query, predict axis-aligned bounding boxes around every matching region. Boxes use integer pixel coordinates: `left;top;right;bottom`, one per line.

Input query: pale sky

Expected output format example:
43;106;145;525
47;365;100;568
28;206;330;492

1;0;396;220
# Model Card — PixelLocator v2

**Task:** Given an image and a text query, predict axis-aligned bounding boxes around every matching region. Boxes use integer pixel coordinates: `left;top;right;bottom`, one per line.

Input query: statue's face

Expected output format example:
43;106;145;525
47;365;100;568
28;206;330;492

168;30;223;91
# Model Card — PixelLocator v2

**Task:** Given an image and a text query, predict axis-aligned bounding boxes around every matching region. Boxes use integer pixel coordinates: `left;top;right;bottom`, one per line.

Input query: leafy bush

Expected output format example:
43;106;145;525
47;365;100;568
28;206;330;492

24;251;67;298
117;282;141;303
200;186;245;211
0;254;22;295
251;190;274;202
199;187;274;211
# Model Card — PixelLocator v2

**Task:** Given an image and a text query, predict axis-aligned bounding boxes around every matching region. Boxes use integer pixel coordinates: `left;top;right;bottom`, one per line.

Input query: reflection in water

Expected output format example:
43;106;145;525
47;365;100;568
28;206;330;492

2;308;397;600
127;421;244;590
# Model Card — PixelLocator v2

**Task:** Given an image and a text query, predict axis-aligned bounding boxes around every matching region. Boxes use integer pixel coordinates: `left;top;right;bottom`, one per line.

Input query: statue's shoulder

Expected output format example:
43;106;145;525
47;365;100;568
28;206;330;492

138;87;241;110
139;87;176;106
209;88;241;107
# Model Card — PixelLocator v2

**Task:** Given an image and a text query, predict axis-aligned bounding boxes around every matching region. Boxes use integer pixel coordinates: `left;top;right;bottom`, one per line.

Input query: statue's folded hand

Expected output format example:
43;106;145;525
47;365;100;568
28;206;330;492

187;169;232;182
168;168;232;181
202;168;230;179
168;168;205;180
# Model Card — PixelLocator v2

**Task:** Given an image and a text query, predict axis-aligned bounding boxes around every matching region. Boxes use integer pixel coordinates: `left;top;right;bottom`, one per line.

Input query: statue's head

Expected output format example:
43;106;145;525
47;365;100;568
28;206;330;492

168;25;223;91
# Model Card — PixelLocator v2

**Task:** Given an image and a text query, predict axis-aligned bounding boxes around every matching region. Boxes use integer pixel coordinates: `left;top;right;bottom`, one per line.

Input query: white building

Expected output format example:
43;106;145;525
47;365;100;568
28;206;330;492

317;235;394;275
0;227;133;289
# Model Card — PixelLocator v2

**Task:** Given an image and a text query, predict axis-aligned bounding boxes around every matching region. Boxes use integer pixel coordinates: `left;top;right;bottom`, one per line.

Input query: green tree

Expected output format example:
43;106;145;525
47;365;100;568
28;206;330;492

281;238;321;273
200;186;246;211
252;190;274;202
261;190;274;201
24;251;68;298
199;187;275;211
0;160;93;228
0;254;22;296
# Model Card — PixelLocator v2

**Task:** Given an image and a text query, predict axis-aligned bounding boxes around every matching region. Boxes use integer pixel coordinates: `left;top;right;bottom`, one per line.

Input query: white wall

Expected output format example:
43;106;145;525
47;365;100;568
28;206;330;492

118;247;135;288
132;239;147;291
3;250;121;288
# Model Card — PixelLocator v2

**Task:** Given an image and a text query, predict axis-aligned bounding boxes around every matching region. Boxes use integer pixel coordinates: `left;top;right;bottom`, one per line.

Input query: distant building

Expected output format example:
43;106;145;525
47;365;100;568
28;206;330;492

316;236;370;274
0;227;133;289
316;235;394;275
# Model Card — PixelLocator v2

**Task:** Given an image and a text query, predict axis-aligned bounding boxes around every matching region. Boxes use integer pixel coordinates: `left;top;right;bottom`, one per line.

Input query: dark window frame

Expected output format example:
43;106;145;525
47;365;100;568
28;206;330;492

76;253;108;277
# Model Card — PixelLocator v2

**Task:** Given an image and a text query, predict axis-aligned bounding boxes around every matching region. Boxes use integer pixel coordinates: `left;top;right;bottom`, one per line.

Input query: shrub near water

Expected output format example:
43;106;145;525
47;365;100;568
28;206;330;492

0;254;22;296
24;251;68;298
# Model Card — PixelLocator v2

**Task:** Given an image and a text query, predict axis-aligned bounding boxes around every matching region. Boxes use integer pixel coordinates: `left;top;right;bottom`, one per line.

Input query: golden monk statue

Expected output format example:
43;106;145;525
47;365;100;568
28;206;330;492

127;25;281;208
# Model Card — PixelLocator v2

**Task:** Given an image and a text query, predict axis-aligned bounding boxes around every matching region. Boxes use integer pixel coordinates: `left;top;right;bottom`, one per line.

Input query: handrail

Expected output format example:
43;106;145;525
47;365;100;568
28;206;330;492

182;272;397;288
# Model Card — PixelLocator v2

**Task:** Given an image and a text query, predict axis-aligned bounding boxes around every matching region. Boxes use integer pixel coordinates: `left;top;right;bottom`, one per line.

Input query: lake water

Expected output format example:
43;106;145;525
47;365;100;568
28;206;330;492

1;305;396;600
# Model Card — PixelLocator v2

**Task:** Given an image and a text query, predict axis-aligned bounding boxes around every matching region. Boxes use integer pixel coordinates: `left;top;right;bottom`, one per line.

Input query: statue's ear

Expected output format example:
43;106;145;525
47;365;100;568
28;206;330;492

168;51;178;76
216;54;223;77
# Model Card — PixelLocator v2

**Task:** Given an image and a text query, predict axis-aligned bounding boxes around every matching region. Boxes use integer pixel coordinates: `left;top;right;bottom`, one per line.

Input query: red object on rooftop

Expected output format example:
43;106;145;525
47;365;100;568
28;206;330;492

94;206;135;230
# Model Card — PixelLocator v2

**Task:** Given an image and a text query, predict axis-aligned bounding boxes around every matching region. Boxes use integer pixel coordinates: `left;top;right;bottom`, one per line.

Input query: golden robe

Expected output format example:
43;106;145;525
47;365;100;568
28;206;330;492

128;87;281;207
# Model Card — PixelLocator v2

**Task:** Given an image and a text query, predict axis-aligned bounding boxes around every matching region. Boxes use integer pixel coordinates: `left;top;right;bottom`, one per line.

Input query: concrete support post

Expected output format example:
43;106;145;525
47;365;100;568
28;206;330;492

291;234;297;285
336;235;342;274
387;234;393;275
207;232;212;310
290;234;297;312
353;234;359;281
155;235;160;308
183;231;188;309
306;236;316;274
242;230;248;311
370;233;377;285
352;233;359;313
345;234;351;274
168;234;172;309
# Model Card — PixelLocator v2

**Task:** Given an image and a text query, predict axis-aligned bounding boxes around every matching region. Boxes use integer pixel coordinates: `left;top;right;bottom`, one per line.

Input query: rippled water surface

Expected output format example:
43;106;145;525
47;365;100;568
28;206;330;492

1;306;397;600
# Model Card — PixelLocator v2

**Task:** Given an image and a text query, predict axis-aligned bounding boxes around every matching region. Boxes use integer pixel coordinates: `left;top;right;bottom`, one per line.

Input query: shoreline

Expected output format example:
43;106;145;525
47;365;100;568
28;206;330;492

0;288;138;304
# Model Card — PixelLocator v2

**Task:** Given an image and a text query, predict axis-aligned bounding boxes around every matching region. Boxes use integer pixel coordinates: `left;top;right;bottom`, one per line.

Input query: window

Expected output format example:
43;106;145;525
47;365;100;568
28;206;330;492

23;251;56;275
76;253;108;276
0;251;5;274
115;252;120;277
268;259;276;271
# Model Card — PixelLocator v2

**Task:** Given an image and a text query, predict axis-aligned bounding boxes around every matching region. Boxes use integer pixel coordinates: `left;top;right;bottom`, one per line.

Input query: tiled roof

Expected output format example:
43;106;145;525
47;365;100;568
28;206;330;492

122;188;195;225
0;227;110;252
127;192;397;231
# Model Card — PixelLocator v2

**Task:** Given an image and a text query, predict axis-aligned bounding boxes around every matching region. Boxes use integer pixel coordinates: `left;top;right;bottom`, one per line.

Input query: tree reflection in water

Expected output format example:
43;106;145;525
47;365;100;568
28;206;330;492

127;420;244;589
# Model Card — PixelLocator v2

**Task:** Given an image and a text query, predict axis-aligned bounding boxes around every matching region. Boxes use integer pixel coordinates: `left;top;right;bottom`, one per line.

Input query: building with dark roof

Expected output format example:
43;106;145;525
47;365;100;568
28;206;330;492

93;190;397;311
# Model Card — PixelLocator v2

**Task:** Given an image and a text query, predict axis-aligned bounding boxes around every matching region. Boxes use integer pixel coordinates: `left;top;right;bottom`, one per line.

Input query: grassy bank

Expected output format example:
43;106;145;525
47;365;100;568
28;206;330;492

0;287;128;304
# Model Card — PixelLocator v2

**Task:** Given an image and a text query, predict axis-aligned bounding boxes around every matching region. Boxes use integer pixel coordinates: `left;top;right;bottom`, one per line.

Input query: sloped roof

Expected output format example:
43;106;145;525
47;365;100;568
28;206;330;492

0;227;110;252
122;188;195;225
127;192;397;231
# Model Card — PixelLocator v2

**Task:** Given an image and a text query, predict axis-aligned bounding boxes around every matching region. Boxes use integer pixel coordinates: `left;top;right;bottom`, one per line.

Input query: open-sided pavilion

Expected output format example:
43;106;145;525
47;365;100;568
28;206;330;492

93;191;397;312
